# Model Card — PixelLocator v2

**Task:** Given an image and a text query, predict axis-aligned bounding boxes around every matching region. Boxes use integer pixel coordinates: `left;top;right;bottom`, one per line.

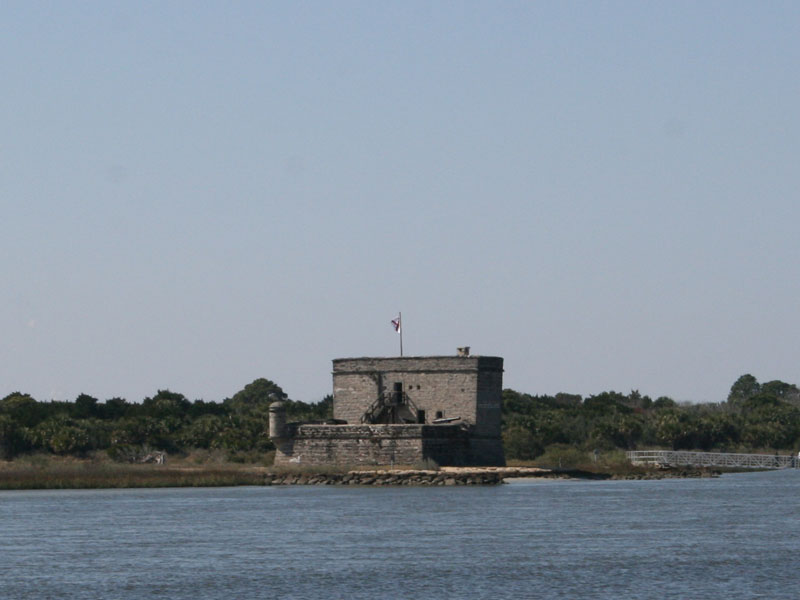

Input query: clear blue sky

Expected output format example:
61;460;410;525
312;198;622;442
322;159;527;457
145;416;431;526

2;2;799;404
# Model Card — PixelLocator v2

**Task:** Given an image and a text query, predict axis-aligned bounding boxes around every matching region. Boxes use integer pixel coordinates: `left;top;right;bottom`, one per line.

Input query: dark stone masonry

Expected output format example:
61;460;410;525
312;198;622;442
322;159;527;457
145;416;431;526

263;470;505;486
270;351;505;467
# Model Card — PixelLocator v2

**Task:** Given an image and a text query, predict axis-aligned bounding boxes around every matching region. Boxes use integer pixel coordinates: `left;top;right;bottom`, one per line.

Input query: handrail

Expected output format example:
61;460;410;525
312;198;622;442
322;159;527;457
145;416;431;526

360;395;385;424
360;392;421;424
627;450;800;469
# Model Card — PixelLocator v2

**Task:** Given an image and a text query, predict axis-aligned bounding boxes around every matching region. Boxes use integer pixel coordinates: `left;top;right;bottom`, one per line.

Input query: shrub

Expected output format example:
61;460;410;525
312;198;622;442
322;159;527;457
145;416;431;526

533;444;590;469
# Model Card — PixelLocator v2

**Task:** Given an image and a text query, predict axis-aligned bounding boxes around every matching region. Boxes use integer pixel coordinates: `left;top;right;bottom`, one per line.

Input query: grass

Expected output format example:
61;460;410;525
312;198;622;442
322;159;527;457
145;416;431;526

2;446;731;489
0;463;267;490
507;446;632;471
0;452;273;490
507;447;673;477
507;446;733;479
0;451;422;489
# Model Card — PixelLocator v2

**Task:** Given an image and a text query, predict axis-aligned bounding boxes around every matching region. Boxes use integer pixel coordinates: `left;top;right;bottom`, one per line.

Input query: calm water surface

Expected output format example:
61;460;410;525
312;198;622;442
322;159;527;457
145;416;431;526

2;471;799;599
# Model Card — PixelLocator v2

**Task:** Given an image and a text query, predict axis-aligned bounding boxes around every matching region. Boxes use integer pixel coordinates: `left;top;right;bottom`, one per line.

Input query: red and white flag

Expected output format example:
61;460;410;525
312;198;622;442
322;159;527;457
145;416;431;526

391;315;401;333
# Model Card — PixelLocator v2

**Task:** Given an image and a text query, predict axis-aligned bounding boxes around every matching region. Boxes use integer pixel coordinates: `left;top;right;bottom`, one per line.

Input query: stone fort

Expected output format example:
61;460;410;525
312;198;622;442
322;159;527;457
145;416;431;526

269;349;505;467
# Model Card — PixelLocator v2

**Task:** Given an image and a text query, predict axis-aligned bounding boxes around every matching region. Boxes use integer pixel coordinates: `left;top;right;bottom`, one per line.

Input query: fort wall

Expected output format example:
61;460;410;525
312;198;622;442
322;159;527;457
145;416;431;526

332;356;503;432
273;424;472;466
273;424;504;467
270;354;505;467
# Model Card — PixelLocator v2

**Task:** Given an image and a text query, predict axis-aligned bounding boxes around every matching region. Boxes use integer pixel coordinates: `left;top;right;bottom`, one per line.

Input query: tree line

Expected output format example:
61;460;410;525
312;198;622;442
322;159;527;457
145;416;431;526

2;373;799;461
502;374;800;460
0;378;330;460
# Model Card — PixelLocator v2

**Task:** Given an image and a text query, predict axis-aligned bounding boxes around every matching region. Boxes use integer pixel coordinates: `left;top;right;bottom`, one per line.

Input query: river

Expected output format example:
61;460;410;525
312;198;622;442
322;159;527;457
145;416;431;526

2;470;799;599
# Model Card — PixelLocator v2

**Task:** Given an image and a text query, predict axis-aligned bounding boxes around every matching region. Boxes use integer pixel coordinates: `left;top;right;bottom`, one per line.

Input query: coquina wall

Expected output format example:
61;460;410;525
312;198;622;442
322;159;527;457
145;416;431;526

332;356;503;433
272;424;472;466
270;354;505;467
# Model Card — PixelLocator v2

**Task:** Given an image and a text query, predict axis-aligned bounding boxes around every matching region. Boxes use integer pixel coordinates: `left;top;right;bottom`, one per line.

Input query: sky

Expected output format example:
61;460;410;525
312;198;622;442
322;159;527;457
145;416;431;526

2;2;799;405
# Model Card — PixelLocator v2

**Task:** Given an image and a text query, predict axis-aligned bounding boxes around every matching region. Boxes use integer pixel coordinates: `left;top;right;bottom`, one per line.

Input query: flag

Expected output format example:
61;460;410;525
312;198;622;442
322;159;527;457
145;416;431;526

391;315;401;333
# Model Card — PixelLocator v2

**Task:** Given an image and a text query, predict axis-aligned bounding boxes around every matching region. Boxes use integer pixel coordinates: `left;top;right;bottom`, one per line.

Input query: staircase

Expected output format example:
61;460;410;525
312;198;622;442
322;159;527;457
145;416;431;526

360;391;421;424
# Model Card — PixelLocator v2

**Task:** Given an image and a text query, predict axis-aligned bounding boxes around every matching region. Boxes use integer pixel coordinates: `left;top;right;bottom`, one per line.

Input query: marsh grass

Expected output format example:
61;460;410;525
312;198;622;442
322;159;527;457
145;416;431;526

507;446;655;476
0;453;388;489
0;463;267;490
0;453;272;490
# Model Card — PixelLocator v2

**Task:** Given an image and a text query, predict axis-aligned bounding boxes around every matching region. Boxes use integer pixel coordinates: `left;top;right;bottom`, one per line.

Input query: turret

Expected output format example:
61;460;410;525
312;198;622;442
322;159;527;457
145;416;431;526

268;401;287;440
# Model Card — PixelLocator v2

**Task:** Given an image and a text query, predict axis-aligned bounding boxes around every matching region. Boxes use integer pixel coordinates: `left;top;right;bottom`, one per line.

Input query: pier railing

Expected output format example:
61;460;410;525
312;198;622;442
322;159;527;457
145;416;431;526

627;450;800;469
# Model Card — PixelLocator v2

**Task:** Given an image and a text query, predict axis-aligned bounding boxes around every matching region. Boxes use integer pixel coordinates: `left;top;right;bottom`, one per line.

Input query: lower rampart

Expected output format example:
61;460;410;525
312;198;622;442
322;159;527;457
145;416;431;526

273;424;501;467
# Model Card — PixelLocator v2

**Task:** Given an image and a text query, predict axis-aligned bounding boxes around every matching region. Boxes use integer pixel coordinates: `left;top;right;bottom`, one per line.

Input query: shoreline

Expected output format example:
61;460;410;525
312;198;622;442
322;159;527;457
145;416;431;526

0;461;722;490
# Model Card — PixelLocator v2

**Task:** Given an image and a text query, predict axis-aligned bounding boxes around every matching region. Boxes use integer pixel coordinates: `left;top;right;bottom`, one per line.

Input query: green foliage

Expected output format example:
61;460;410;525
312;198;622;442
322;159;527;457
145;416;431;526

760;380;800;402
727;374;761;406
177;414;226;449
107;444;140;463
503;374;800;459
0;414;29;459
28;416;108;455
583;391;632;414
187;399;226;419
1;392;45;427
503;426;543;460
652;396;677;410
285;396;333;421
142;390;191;419
588;412;643;450
207;415;263;452
73;394;99;419
0;376;336;461
110;417;170;448
4;372;800;464
103;397;129;420
533;444;591;469
226;378;287;415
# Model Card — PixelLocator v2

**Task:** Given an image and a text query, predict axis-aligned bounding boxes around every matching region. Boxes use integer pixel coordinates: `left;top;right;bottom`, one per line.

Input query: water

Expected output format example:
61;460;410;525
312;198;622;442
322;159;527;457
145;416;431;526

2;471;799;599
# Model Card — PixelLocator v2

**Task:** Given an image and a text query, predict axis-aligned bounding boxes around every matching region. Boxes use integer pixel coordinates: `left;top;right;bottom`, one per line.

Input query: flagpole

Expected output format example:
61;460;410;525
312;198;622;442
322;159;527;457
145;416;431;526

399;311;403;357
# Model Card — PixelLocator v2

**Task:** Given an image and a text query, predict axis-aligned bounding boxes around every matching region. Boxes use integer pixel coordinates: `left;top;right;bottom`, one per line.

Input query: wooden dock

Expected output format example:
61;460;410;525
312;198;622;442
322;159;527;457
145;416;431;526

627;450;800;470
